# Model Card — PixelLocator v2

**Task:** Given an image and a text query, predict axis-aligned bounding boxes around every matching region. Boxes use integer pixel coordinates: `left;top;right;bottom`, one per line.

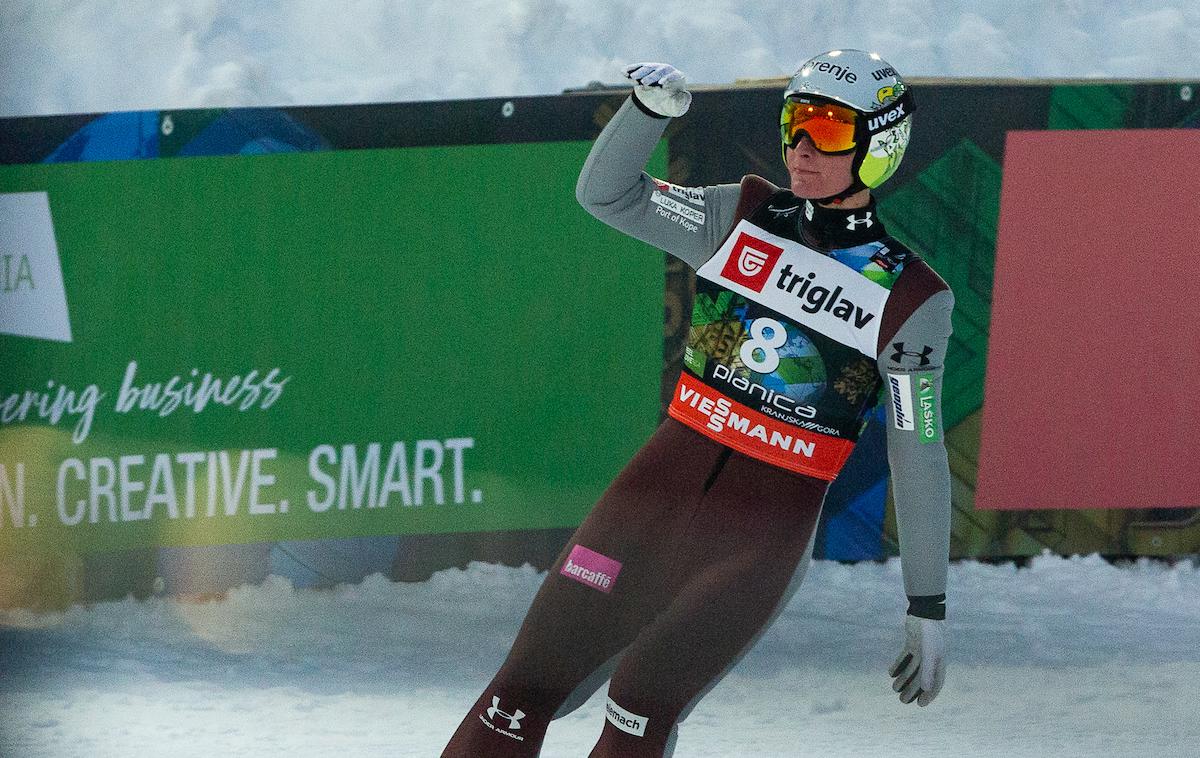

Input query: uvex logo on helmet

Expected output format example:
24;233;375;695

867;99;908;133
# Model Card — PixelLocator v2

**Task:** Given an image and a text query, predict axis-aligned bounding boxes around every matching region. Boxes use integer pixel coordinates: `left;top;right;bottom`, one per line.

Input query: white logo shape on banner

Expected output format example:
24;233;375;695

0;192;72;342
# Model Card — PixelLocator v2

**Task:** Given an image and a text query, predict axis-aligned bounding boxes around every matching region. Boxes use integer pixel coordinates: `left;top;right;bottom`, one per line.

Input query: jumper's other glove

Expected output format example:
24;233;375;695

623;62;692;118
889;615;946;707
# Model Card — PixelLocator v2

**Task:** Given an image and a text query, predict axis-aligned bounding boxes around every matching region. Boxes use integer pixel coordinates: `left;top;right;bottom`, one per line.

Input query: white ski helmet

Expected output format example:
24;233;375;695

781;49;914;201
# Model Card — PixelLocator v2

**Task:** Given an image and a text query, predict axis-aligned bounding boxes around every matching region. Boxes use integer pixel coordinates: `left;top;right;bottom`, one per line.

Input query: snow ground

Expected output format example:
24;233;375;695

3;553;1199;757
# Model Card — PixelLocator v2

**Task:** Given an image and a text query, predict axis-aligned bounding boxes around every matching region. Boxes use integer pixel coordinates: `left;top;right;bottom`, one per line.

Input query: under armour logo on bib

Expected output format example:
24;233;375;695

846;212;874;230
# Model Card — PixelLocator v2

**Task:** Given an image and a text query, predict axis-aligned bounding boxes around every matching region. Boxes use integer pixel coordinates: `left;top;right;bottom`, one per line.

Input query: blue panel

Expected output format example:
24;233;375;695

816;404;888;560
820;476;888;560
43;111;160;162
39;108;329;164
179;108;327;157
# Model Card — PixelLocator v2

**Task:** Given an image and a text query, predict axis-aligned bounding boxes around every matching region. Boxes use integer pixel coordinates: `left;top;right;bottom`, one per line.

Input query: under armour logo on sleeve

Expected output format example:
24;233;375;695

890;342;933;366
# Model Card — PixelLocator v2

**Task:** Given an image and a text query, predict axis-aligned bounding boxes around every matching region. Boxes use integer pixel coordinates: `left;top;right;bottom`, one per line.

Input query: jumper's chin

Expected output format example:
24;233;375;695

788;171;843;201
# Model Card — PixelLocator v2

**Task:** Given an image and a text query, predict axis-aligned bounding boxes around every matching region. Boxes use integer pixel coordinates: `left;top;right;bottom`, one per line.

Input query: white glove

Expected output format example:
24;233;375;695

888;615;946;707
623;62;692;118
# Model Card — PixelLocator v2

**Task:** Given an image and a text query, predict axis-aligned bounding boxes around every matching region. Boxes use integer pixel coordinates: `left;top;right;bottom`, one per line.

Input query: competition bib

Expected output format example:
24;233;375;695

669;219;894;480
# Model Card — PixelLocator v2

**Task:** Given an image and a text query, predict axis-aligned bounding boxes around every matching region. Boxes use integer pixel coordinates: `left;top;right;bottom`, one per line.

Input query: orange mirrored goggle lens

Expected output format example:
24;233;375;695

780;99;859;153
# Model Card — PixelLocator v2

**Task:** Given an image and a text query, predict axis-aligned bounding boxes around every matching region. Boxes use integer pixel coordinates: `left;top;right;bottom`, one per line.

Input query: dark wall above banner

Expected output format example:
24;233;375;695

0;91;631;165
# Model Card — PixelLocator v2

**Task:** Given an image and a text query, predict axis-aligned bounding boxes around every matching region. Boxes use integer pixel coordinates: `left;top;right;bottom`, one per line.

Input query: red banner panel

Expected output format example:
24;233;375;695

976;129;1200;511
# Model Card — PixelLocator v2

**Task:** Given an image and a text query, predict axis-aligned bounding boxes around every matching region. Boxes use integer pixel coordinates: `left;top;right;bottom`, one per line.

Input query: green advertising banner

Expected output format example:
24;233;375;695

0;141;667;556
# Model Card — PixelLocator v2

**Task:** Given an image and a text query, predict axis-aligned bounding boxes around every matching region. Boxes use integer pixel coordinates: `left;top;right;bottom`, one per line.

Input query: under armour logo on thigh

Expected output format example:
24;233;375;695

486;695;525;730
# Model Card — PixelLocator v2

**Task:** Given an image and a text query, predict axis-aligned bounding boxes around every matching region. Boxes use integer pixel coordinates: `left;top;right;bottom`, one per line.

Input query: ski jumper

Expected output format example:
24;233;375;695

442;94;954;758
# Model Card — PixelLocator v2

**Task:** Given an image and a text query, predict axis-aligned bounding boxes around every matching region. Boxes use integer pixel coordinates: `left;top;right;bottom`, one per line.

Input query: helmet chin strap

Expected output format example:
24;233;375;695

813;138;870;205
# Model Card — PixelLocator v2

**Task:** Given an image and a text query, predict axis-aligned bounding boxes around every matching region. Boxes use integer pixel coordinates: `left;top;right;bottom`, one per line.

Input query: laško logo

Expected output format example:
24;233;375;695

719;232;783;292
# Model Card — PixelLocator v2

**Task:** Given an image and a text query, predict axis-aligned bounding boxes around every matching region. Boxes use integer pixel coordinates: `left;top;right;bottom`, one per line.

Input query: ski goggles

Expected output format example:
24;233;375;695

780;97;861;154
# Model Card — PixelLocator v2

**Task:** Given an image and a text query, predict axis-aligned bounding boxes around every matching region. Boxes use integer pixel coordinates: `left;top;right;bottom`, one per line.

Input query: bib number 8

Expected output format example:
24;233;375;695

740;317;787;373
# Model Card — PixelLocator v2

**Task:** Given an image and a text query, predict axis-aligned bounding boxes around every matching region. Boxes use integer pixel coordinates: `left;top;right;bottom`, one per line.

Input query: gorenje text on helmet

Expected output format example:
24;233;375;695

808;60;857;84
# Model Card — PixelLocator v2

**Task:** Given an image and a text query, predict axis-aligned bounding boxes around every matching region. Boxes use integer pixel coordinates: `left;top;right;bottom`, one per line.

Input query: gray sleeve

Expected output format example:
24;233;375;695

575;95;740;270
876;289;955;606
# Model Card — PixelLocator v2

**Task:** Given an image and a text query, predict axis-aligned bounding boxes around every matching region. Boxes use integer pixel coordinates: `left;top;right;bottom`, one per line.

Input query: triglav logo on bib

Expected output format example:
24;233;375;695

0;192;73;342
719;232;783;292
